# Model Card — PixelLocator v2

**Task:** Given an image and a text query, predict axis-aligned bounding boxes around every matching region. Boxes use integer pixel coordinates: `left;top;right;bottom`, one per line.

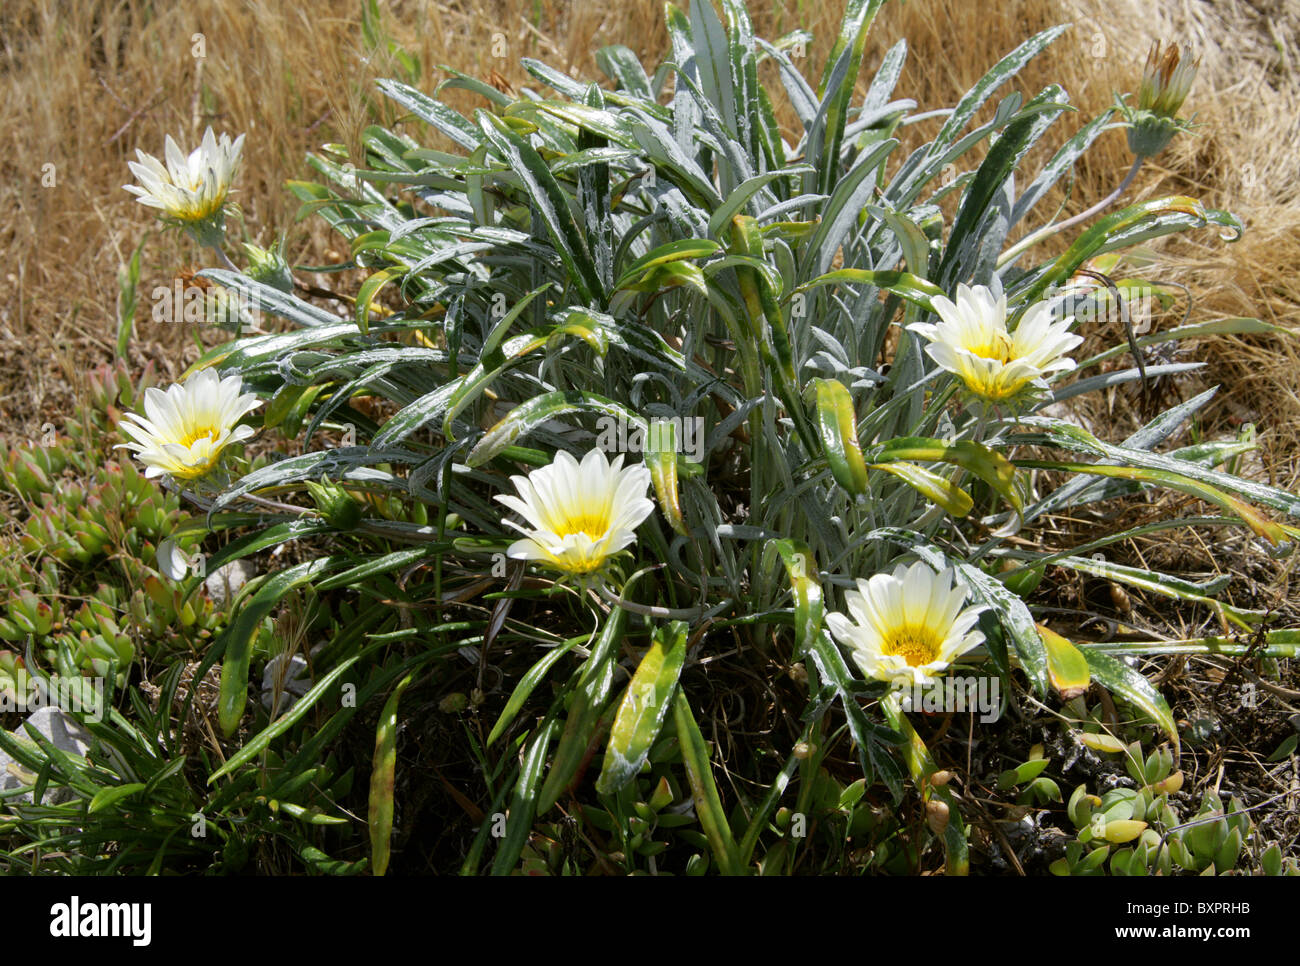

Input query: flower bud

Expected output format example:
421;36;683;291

306;477;363;530
242;240;295;294
439;692;469;713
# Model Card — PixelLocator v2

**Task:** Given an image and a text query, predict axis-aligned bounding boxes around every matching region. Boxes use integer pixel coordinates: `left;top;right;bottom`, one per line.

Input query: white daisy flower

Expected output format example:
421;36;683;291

826;560;986;687
124;127;245;224
909;283;1082;404
117;369;261;480
494;449;654;577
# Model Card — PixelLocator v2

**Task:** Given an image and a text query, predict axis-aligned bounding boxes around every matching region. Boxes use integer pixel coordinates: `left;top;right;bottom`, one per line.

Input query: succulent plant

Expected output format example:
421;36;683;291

0;361;226;683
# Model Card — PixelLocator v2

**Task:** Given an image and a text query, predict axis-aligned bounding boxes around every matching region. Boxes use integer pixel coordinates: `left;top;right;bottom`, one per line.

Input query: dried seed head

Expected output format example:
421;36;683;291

1122;41;1200;158
1138;41;1199;118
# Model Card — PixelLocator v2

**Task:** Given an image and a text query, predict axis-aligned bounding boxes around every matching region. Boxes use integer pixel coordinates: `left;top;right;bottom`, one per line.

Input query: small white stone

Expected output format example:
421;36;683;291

261;654;313;715
204;559;257;606
0;707;93;806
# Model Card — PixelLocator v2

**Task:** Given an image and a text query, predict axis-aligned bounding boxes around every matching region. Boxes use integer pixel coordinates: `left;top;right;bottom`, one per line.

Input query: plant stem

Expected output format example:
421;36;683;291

209;243;239;272
997;157;1144;269
593;581;732;622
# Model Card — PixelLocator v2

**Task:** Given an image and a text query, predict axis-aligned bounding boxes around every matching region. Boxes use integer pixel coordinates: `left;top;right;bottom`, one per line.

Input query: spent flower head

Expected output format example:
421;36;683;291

826;560;986;687
1120;41;1199;157
494;449;654;578
909;282;1082;407
117;369;261;481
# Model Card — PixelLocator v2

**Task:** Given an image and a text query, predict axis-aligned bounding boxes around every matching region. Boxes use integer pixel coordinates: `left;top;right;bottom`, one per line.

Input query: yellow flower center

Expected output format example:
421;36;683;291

881;625;943;667
179;425;220;449
964;331;1014;364
554;512;610;542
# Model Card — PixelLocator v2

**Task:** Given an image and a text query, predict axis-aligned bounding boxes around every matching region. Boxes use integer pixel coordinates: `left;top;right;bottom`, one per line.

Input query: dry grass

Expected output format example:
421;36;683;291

2;1;1296;875
1;0;1296;463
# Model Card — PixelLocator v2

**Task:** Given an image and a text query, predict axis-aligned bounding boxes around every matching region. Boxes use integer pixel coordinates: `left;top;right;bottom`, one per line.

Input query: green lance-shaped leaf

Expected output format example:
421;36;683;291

931;23;1069;154
880;692;968;876
1051;554;1263;631
179;520;336;603
814;377;869;496
209;644;375;782
1076;316;1290;371
88;782;148;815
673;689;744;876
477;111;605;306
1018;196;1212;307
376;78;482;150
491;714;562;876
1080;648;1178;750
869;462;974;517
768;538;823;657
707;168;812;240
953;561;1048;697
874;436;1024;517
616;260;708;299
444;306;589;441
812;0;887;197
209;447;424;513
805;630;904;799
595;620;689;795
1036;624;1091;700
526;99;641;147
537;606;628;813
941;85;1070;280
644;419;688;536
486;635;585;747
615;238;721;291
1081;629;1300;659
355;266;406;336
196;269;340;329
369;671;414;876
264;382;325;434
217;557;336;737
1011;415;1300;523
467;390;648;466
727;217;816;452
1015;458;1288;546
796;269;944;314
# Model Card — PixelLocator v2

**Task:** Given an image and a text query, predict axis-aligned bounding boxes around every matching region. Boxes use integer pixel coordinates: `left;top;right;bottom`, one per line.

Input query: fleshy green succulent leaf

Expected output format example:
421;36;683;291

1037;623;1092;700
1079;648;1178;748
